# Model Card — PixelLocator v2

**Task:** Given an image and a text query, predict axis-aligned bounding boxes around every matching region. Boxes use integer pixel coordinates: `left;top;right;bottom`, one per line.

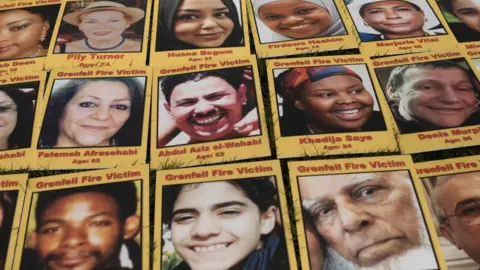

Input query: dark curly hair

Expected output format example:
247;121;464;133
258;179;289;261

0;84;36;150
0;191;18;266
38;77;145;148
162;177;278;227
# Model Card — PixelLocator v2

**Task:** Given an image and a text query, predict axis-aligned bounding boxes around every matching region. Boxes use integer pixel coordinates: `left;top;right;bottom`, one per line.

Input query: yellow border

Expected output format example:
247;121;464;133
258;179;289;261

416;155;480;178
150;55;271;169
367;49;480;153
0;0;62;75
0;173;27;270
153;160;297;270
340;0;457;57
266;55;398;158
31;67;152;170
12;165;150;270
287;155;447;270
149;0;250;65
44;0;152;69
247;0;358;58
0;71;45;170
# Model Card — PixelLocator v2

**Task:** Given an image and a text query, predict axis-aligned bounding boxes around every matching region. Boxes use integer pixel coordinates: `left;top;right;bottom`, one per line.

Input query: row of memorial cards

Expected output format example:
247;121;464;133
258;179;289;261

2;155;480;269
2;0;480;74
2;51;480;169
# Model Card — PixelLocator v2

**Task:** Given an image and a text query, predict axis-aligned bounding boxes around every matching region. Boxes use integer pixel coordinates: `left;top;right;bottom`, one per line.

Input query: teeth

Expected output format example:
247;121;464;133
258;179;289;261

192;243;228;253
288;24;310;30
194;114;222;125
336;109;359;114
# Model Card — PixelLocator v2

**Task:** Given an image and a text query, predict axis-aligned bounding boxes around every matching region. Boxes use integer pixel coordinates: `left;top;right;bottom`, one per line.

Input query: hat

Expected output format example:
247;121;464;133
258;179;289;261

63;1;145;26
282;66;363;99
346;0;441;34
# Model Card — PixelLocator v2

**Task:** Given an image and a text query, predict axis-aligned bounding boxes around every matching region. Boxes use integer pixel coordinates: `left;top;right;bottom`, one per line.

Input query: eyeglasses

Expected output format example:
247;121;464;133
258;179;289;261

446;198;480;226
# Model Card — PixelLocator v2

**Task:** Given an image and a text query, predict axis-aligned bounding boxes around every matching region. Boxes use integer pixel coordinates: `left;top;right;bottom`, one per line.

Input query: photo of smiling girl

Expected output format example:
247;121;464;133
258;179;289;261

155;0;243;51
252;0;346;43
437;0;480;43
346;0;447;42
275;65;387;136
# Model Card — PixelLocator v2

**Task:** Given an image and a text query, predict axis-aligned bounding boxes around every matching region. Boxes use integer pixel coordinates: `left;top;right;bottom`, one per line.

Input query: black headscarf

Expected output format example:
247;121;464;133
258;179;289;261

156;0;244;51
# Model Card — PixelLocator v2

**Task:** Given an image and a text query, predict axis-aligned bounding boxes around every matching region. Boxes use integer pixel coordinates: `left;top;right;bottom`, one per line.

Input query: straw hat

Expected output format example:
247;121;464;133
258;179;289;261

346;0;441;34
63;1;145;26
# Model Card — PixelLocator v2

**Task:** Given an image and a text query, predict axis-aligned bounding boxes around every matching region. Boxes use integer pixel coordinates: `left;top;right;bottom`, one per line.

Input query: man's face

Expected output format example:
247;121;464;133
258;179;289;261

299;171;425;267
361;1;425;37
170;182;275;270
34;192;127;270
438;173;480;264
397;67;478;128
166;76;246;142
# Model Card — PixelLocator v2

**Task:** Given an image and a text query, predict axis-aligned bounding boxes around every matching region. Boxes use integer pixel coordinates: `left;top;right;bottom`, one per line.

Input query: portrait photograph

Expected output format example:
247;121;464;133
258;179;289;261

374;58;480;134
297;170;440;270
157;66;261;147
0;82;39;151
0;4;61;62
345;0;447;42
53;0;147;53
0;190;19;270
18;180;144;270
435;0;480;43
251;0;347;44
273;64;387;137
473;58;480;73
155;0;244;52
37;76;147;149
159;177;292;270
422;170;480;269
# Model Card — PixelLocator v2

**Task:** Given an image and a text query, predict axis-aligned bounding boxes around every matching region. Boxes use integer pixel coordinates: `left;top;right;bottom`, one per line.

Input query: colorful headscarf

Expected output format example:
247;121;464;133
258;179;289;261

281;66;363;100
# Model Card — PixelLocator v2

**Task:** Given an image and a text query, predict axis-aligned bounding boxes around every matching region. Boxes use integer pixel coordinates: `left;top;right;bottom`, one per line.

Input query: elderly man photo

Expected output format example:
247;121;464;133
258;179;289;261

429;171;480;266
299;171;439;270
384;59;480;134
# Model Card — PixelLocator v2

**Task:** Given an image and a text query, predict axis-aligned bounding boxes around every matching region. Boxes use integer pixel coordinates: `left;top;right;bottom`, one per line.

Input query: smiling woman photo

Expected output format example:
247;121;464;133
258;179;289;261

276;66;386;136
38;77;145;148
0;5;59;61
156;0;243;51
348;0;446;41
253;0;346;42
55;1;145;53
438;0;480;42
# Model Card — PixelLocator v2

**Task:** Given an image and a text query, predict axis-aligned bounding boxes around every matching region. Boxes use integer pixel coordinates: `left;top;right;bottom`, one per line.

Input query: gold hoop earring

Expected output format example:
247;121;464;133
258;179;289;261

364;22;369;27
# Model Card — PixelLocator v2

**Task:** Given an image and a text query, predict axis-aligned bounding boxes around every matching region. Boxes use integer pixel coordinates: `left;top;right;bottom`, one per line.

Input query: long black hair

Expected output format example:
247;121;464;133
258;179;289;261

155;0;244;51
38;77;145;148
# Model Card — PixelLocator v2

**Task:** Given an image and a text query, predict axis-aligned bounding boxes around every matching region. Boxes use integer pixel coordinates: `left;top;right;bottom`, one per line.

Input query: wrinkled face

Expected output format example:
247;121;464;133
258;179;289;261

0;91;18;149
174;0;235;48
397;67;477;128
296;75;374;132
361;1;425;36
165;76;245;142
78;10;130;41
438;173;480;264
35;192;125;270
57;81;131;147
170;182;274;270
258;0;333;39
452;0;480;32
0;9;48;61
305;225;324;270
299;171;424;267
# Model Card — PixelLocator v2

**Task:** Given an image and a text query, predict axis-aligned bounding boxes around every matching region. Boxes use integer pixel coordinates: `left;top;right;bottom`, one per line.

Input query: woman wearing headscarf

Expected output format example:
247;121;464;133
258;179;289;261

55;1;145;53
156;0;244;51
349;0;446;41
438;0;480;42
253;0;346;42
276;66;386;136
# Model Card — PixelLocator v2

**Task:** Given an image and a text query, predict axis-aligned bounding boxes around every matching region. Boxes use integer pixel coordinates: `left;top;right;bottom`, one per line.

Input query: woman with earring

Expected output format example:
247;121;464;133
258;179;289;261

55;1;145;53
349;0;446;42
0;5;58;61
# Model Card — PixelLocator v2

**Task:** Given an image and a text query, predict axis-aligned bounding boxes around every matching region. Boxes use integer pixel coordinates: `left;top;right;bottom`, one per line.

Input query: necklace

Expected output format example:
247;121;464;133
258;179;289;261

34;45;43;56
84;36;126;51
